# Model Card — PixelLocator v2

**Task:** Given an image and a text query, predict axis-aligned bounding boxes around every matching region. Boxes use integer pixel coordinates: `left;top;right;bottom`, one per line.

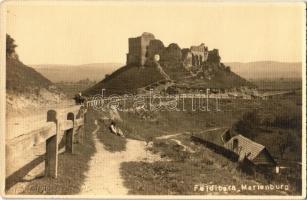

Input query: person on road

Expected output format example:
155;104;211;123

109;121;125;138
74;92;85;105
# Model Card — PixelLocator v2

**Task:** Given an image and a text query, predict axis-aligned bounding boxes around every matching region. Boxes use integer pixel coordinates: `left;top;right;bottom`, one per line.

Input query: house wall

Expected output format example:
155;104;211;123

253;149;276;166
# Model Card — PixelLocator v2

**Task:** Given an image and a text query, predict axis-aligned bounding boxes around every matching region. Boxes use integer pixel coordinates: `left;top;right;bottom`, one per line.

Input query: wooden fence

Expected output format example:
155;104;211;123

5;105;87;189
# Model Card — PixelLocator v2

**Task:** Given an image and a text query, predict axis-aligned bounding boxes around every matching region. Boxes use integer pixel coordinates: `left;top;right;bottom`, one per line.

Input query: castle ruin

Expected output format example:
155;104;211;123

126;32;219;69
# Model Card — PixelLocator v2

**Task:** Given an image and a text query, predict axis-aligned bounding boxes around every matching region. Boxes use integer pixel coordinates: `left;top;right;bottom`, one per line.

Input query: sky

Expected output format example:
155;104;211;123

5;1;305;65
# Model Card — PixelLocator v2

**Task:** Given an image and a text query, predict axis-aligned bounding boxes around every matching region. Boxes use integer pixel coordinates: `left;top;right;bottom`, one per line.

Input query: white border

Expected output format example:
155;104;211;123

0;1;306;199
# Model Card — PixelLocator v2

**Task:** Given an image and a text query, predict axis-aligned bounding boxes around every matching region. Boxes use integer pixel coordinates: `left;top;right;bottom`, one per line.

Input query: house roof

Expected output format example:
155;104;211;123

224;134;265;161
193;128;229;146
193;128;275;165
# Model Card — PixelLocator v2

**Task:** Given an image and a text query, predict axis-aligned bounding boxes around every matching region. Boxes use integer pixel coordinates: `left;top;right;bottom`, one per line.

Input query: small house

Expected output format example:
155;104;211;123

224;134;276;166
192;128;276;167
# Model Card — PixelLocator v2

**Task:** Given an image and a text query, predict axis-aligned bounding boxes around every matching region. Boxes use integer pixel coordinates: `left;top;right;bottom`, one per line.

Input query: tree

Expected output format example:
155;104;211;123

234;110;260;139
6;34;17;58
261;115;275;127
275;130;294;159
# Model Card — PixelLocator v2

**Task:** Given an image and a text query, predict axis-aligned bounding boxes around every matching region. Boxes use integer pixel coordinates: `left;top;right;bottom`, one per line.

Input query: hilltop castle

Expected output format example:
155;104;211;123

126;32;220;69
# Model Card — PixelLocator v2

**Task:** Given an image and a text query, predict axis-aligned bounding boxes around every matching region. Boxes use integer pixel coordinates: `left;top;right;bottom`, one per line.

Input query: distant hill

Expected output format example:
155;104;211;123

225;61;302;80
31;63;122;83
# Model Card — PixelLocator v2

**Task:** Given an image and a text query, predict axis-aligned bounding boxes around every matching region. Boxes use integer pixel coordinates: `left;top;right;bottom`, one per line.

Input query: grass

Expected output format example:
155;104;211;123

84;65;166;96
90;110;127;152
55;82;95;99
120;134;297;195
118;93;302;195
149;139;191;162
115;97;261;143
94;110;127;152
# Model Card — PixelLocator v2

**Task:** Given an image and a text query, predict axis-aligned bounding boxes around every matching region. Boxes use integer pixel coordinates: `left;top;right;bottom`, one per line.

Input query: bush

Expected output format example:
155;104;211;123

234;110;260;139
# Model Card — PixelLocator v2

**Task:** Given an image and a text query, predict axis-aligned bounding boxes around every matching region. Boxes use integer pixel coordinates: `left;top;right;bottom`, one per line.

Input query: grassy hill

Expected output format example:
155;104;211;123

84;65;167;96
226;61;302;80
6;57;71;113
84;61;253;96
181;66;253;89
6;58;52;93
31;63;122;83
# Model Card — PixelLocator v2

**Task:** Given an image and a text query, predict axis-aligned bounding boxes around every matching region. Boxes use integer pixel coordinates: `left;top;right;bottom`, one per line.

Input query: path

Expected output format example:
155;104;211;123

170;138;195;153
79;124;160;195
156;132;185;140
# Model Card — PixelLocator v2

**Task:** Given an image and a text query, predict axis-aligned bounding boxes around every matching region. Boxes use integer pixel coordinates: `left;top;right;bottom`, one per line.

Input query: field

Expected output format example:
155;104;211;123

55;79;97;98
114;88;302;195
250;78;302;91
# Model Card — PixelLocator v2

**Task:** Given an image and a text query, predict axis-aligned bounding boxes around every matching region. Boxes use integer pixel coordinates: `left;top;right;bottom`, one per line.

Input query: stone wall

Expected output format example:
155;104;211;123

190;43;209;66
160;43;182;64
207;49;221;63
146;39;165;60
182;48;193;69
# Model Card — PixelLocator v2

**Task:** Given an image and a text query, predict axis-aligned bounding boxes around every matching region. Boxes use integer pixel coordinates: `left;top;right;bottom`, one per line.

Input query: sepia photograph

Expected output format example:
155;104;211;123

0;1;306;198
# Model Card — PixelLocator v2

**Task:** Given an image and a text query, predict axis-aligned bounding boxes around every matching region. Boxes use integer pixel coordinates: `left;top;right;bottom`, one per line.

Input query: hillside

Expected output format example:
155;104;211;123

84;64;168;96
31;63;122;82
226;61;302;80
84;62;253;96
6;58;52;93
6;57;70;113
179;63;253;89
6;34;70;113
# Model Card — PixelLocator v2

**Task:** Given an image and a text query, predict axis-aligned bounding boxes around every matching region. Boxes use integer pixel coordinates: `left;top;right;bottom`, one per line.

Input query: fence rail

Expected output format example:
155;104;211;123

5;105;87;189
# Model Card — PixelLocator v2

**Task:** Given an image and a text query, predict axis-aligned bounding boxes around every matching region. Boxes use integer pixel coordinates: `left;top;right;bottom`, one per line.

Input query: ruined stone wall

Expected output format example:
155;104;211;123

160;43;182;64
181;48;193;69
207;49;221;63
190;43;209;65
146;39;165;60
126;33;219;69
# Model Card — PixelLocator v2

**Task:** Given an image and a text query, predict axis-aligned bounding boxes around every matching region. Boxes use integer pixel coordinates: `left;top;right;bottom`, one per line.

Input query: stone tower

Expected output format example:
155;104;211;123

126;32;155;66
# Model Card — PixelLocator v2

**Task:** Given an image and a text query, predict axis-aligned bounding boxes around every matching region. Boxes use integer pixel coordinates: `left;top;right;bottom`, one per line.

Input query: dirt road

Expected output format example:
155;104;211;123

79;124;160;195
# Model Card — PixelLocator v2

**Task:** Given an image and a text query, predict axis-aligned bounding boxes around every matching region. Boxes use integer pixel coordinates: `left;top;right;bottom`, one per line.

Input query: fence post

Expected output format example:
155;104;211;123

46;110;59;178
79;106;86;144
66;112;75;153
